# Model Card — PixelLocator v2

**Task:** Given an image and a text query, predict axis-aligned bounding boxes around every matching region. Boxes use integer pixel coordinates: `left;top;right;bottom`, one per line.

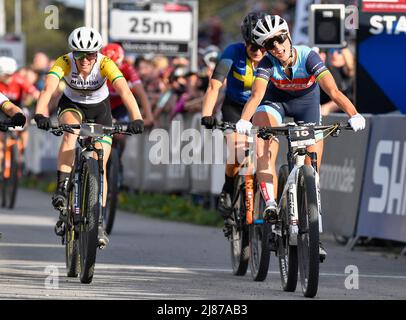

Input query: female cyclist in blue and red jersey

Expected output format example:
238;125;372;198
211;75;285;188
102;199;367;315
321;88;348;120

235;15;366;259
201;12;269;226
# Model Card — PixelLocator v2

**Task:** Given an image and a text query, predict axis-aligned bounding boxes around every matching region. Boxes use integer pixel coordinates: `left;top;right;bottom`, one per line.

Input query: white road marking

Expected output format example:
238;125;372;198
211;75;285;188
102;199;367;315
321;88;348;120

0;214;55;226
1;259;406;280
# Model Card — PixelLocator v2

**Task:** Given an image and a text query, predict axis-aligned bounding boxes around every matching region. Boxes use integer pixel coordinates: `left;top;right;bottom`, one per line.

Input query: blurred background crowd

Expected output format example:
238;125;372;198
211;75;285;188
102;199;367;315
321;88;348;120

1;0;357;127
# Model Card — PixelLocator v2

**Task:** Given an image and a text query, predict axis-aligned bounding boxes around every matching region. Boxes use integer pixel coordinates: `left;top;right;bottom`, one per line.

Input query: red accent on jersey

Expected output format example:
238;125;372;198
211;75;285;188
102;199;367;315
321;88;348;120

108;62;141;110
0;73;37;104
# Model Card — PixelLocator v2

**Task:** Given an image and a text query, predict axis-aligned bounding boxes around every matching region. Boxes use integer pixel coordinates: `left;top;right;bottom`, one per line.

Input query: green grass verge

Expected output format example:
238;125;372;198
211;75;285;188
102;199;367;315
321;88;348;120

20;175;223;227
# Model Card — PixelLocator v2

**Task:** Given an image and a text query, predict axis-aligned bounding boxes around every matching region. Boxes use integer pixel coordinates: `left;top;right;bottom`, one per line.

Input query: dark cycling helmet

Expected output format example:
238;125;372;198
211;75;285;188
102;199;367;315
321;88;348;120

240;11;268;44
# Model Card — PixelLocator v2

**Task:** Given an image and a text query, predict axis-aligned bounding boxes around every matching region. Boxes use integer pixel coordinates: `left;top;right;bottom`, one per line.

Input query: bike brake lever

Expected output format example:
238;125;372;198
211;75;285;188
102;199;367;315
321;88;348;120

51;129;63;136
331;128;341;137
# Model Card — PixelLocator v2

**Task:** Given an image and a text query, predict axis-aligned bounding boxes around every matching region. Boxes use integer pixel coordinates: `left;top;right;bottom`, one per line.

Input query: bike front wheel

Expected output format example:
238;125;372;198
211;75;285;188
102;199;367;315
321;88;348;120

297;165;320;298
230;176;249;276
249;183;271;281
277;164;298;292
79;158;101;284
65;175;79;278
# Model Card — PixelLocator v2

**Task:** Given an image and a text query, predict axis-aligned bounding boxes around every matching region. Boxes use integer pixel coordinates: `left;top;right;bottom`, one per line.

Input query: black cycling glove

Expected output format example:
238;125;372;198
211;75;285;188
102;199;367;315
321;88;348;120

127;119;144;134
10;113;26;127
34;114;51;131
201;116;216;129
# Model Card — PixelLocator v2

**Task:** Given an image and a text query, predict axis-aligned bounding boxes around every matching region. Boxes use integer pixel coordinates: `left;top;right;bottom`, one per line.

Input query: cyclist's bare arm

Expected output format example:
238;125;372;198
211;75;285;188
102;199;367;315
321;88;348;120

35;74;60;116
112;77;143;121
202;58;234;117
132;82;154;125
1;100;23;117
240;78;268;121
202;78;224;117
318;72;357;117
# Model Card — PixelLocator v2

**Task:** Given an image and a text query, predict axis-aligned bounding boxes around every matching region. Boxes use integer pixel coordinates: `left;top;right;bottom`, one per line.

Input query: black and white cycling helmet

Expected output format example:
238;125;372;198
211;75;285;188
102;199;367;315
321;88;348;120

68;27;103;52
199;45;220;69
240;11;268;44
252;15;290;47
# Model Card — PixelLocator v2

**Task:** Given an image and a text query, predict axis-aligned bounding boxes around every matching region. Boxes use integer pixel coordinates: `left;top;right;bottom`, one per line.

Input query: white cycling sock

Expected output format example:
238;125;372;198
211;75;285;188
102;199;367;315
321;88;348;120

259;182;275;207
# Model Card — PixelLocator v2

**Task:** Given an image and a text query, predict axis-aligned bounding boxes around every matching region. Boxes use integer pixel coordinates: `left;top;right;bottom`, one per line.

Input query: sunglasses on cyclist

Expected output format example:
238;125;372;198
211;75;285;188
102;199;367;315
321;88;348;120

264;33;289;51
249;43;265;52
73;51;98;61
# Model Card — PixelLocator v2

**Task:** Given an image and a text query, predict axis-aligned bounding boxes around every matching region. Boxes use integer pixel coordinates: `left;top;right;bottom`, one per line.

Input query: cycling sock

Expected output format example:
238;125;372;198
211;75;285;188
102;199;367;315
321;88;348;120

259;182;275;207
56;171;70;192
222;174;235;195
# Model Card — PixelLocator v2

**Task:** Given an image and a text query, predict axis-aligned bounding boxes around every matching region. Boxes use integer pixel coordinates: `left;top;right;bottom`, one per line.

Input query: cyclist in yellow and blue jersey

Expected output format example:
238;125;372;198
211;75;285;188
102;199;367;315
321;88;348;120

201;12;269;230
34;27;144;248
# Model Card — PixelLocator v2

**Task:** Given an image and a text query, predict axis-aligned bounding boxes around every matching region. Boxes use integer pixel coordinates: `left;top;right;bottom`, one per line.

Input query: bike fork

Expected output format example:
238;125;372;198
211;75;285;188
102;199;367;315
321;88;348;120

288;183;299;246
245;175;254;225
96;148;104;226
73;151;82;225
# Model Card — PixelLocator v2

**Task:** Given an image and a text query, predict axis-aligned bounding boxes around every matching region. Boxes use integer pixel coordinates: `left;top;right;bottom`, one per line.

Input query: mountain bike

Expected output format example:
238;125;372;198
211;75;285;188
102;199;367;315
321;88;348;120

0;127;24;209
214;122;252;276
257;122;351;298
49;122;134;284
215;122;276;281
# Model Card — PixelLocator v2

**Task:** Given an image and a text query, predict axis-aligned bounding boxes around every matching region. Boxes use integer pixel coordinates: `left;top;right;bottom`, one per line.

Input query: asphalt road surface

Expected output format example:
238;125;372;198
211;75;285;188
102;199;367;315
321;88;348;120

0;188;405;300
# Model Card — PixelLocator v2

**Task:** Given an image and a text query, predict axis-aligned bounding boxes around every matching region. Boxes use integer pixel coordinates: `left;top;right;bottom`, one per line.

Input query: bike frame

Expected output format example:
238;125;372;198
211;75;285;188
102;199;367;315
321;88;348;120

277;143;322;246
72;136;105;228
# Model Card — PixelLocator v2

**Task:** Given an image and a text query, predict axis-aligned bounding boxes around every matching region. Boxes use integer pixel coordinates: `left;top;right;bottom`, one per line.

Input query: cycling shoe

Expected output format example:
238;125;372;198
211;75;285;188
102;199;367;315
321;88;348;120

54;220;65;237
52;190;67;211
264;201;278;224
218;191;232;217
98;225;109;249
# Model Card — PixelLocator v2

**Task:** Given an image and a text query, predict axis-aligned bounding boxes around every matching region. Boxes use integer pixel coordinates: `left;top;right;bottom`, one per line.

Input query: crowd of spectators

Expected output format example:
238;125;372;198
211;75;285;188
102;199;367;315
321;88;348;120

9;1;355;127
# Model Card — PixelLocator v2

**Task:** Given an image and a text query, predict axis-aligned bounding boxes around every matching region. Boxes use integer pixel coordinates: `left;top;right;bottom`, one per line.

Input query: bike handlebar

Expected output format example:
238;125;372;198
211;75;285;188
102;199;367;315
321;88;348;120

213;121;353;140
49;122;134;137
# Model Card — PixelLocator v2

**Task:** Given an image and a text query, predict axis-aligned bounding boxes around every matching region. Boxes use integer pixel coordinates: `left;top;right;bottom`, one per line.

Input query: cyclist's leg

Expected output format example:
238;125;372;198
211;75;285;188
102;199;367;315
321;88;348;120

219;100;245;217
54;105;82;210
252;101;284;221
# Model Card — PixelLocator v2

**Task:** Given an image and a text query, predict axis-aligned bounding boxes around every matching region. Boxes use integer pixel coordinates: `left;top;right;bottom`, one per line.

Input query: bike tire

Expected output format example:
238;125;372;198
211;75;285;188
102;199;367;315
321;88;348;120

105;148;119;235
79;158;101;284
230;176;249;276
277;164;298;292
297;165;320;298
249;183;271;281
65;174;80;278
3;143;19;209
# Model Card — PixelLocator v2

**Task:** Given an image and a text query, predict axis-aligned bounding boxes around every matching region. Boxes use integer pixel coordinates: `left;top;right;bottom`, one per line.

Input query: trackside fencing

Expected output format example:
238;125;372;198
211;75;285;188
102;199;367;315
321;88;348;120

24;112;406;249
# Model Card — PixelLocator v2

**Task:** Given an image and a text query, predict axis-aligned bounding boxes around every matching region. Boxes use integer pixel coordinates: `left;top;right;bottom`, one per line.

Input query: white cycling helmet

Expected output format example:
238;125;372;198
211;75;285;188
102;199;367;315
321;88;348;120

68;27;103;52
0;56;18;76
252;15;290;47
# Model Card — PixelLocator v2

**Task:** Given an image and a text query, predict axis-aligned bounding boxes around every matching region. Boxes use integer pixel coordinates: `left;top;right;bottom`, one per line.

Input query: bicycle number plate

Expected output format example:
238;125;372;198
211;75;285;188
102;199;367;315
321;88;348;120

288;128;315;147
80;123;104;138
